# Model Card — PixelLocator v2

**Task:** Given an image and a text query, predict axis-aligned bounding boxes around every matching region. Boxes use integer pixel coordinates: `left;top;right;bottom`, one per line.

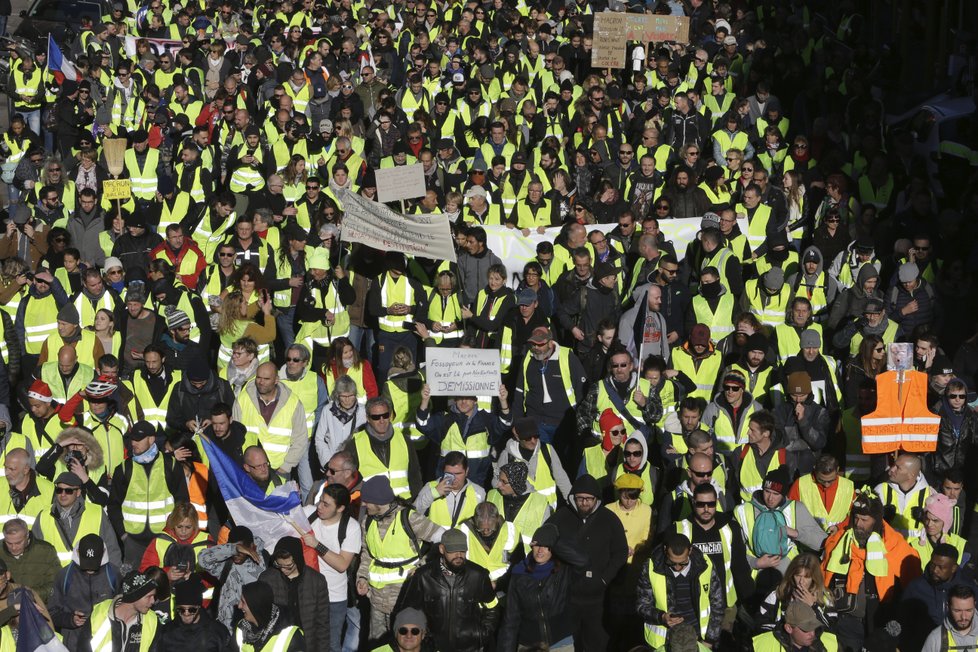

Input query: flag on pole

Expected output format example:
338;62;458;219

13;588;69;652
46;36;77;83
199;436;313;560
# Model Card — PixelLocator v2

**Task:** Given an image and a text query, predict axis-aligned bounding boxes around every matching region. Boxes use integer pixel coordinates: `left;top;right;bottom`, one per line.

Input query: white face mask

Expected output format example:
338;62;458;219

342;357;354;368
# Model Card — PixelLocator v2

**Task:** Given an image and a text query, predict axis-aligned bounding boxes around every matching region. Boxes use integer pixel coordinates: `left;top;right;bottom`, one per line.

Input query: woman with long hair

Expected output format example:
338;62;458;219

139;502;214;574
783;169;808;245
844;334;886;406
216;290;276;372
758;552;836;631
322;336;378;401
90;308;120;357
548;168;577;224
222;263;264;307
281;155;308;204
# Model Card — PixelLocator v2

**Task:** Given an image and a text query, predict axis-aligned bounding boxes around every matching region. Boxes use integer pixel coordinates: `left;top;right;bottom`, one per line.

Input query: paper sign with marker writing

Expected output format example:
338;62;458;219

376;164;427;203
340;189;457;262
426;347;501;397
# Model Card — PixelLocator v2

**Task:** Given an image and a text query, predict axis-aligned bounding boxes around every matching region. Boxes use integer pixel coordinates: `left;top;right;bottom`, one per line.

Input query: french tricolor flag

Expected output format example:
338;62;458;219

47;35;77;83
13;587;69;652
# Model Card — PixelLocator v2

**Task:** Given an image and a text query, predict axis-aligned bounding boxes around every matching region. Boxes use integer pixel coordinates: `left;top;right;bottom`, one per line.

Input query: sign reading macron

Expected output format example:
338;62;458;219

426;348;501;396
340;189;458;262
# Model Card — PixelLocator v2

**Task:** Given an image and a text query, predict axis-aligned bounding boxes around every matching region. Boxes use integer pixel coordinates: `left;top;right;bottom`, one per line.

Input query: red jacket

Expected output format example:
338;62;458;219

150;240;207;290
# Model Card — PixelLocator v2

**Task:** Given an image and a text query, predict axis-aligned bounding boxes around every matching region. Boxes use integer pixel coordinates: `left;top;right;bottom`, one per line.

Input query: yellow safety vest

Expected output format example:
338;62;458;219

425;482;481;527
459;521;518;581
672;348;723;400
36;502;105;565
295;282;350;349
131;371;182;430
426;292;465;344
235;388;302;470
90;599;159;652
0;474;53;527
486;489;550;550
692;294;735;339
709;401;758;454
675;519;736;606
520;345;576;409
644;555;714;648
120;456;175;535
738;203;773;254
352;429;411;499
377;274;415;333
745;279;792;328
280;372;319;435
736;445;783;503
364;508;421;588
124;149;161;200
12;67;43;110
881;483;931;539
797;474;855;532
40;361;95;403
22;293;61;355
752;631;838;651
235;626;299;652
774;323;823;362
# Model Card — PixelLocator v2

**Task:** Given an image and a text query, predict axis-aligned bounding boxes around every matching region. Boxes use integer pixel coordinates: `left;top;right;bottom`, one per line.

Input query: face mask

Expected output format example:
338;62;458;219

700;280;722;298
134;443;159;464
768;248;789;263
342;357;354;368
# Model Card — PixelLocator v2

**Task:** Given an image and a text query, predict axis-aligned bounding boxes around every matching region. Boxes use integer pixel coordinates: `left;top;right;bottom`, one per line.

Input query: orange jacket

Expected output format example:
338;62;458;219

822;519;921;603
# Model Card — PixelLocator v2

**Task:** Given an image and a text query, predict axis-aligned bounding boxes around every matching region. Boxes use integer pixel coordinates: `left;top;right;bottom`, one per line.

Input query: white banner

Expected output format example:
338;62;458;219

340;189;458;262
375;164;427;203
426;347;501;396
483;217;733;284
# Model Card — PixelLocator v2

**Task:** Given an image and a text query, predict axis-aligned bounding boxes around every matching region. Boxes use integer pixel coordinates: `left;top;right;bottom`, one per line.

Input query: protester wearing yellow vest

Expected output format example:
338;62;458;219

496;418;572;509
355;475;444;640
789;456;856;534
672;325;724;400
752;602;839;651
31;471;120;567
0;448;54;527
637;532;725;649
232;363;309;474
414;452;485;528
873;453;933;539
909;493;967;568
235;581;304;652
344;397;420;500
487;459;553;551
89;573;160;652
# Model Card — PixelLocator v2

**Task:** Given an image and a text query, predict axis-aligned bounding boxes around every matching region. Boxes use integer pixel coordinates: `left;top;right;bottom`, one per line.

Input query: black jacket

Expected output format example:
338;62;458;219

258;564;330;652
158;609;233;652
165;372;235;435
546;474;628;603
397;559;499;652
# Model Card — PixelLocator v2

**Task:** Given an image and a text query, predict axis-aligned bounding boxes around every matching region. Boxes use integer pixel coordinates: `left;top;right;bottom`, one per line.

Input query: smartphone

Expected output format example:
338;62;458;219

442;472;456;484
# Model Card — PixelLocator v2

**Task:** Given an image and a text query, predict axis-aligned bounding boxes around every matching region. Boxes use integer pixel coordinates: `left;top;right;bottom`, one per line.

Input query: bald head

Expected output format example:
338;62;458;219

688;452;714;486
255;362;279;398
58;346;78;374
3;448;31;487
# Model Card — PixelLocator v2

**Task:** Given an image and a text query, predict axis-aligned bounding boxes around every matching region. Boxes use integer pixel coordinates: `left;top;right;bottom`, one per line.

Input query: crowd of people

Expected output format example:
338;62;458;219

0;0;976;650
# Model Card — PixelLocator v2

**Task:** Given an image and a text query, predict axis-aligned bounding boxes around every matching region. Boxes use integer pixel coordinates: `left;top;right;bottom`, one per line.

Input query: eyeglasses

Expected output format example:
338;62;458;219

687;150;700;156
623;450;642;458
177;607;199;614
245;462;270;470
949;394;968;399
55;487;79;494
694;500;717;508
611;362;630;368
379;120;391;125
723;385;742;392
369;412;391;420
398;627;421;636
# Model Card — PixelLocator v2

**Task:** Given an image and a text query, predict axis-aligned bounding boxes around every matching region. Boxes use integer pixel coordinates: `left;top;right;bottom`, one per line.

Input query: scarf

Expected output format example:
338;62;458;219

134;444;159;464
228;358;260;393
329;401;357;425
513;557;554;581
238;604;281;647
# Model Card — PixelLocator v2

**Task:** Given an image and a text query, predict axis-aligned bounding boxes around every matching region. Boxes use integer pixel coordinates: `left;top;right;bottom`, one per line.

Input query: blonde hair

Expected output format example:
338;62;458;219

217;291;247;335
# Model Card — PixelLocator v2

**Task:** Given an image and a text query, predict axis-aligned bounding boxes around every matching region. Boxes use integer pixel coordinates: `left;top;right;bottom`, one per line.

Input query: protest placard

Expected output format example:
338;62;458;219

340;189;457;262
592;12;629;69
376;164;428;203
426;347;501;396
102;179;132;201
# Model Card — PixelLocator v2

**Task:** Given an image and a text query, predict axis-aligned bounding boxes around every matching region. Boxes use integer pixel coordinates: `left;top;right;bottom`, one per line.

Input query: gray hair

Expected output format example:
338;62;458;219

2;518;28;536
473;502;503;531
331;375;359;402
365;396;393;415
286;343;311;363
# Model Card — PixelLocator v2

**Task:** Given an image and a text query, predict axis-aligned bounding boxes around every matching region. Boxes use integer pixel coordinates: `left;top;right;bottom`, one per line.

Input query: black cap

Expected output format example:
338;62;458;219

514;417;538;440
77;534;104;571
511;151;527;165
54;472;83;487
126;421;156;440
130;129;149;143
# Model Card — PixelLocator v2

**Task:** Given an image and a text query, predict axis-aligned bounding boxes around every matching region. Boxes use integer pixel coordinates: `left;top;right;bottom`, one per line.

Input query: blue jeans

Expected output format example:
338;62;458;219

17;109;40;138
341;604;361;652
348;324;374;361
538;422;558;446
276;307;296;351
328;601;346;652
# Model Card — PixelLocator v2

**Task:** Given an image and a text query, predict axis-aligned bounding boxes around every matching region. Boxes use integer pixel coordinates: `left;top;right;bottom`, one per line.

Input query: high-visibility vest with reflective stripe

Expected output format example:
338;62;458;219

840;408;870;484
791;273;830;316
745;279;792;328
644;555;714;648
0;475;53;527
459;521;518;580
861;370;940;454
702;246;737;292
709;401;757;453
486;490;550;551
857;174;894;210
712;128;748;157
90;599;159;652
675;519;736;606
439;420;490;460
40;362;95;403
526;444;558;508
520;345;576;408
235;625;299;652
36;502;105;565
387;380;424;446
81;412;129;480
364;509;420;588
880;482;930;539
236;388;302;470
908;532;967;569
513;199;553;230
151;530;210;569
280;372;319;434
425;291;465;344
798;473;855;531
194;210;237;261
378;274;415;332
736;444;783;503
20;412;67;462
849;320;899;357
774;322;823;362
425;482;481;527
672;348;722;400
229;148;266;192
73;291;116;330
44;328;100;368
592;378;650;437
131;371;182;429
737;203;773;254
124;149;160;199
121;457;175;535
352;430;411;499
692;294;735;339
752;631;838;651
295;282;350;349
22;294;61;355
12;67;42;110
283;82;312;113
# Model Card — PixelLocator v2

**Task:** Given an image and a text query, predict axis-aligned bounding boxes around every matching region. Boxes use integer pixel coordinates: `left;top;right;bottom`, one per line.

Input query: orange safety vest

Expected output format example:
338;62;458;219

860;370;939;453
187;463;209;530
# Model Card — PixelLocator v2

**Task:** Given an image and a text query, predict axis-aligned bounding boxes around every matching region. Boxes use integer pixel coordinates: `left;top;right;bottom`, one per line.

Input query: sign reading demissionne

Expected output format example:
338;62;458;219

426;347;501;396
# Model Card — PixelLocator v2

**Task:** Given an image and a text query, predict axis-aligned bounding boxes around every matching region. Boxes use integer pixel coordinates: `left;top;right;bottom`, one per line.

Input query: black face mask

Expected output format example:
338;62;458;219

768;247;789;263
700;280;722;298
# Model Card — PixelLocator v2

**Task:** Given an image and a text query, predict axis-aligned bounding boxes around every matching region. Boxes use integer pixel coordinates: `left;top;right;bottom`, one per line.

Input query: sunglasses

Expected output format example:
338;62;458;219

218;252;236;258
177;607;199;614
55;487;79;494
691;469;713;478
949;394;968;399
611;362;630;368
369;412;391;420
694;500;717;508
398;627;421;636
623;451;642;458
723;385;742;392
609;428;626;435
655;205;669;210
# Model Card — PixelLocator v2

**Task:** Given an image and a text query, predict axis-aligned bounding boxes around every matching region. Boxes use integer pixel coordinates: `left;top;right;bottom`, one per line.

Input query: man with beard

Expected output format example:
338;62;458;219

624;154;662;220
396;528;499;652
832;297;899;359
672;483;753;637
548;474;628;651
557;261;622;358
727;333;776;406
159;579;232;652
822;491;922;651
922;586;978;652
661;167;711;220
780;330;841;411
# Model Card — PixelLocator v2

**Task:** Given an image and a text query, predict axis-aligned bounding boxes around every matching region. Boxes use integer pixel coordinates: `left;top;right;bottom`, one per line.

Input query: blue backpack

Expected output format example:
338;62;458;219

752;504;790;557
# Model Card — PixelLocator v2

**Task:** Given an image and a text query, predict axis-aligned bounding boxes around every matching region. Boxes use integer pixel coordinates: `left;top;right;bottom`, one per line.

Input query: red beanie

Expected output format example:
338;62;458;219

599;409;624;452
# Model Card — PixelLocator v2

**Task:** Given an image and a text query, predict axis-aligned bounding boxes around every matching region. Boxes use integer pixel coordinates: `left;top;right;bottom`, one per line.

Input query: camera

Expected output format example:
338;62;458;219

65;450;85;466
